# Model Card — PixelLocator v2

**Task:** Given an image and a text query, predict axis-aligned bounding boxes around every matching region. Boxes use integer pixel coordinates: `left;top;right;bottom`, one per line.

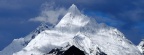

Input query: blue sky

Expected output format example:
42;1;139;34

0;0;144;50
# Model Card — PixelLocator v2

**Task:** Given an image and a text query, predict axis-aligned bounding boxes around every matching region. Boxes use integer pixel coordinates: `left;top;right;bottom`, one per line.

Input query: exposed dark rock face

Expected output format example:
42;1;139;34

63;46;85;55
47;45;85;55
47;45;107;55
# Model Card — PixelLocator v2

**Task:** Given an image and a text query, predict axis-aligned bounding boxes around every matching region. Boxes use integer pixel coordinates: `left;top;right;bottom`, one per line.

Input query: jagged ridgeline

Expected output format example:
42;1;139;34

0;4;143;55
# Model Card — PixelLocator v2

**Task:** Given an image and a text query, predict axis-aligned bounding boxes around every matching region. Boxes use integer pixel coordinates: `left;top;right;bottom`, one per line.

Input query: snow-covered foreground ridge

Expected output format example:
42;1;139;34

0;4;143;55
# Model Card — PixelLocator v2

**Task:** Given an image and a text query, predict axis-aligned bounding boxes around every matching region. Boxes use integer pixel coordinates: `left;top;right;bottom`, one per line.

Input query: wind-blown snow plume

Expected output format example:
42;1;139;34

29;2;67;25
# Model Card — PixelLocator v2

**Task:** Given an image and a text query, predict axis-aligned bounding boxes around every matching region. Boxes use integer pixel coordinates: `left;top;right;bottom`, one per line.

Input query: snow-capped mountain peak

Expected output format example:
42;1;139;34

56;4;89;28
68;4;81;15
0;4;143;55
24;22;51;42
0;23;50;55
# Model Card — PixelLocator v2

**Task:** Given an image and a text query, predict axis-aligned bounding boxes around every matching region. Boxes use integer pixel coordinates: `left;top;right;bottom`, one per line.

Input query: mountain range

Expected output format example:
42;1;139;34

0;4;144;55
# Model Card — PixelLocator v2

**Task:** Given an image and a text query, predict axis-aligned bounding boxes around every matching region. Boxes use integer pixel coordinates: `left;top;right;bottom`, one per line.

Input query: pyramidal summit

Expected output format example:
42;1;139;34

0;4;143;55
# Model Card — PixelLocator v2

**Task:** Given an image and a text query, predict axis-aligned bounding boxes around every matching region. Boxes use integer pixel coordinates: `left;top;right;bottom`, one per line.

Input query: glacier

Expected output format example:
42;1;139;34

0;4;142;55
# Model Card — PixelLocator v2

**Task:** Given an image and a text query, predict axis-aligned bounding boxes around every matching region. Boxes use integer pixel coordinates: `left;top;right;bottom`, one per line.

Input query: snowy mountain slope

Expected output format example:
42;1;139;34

0;23;50;55
1;4;142;55
13;4;142;55
138;39;144;54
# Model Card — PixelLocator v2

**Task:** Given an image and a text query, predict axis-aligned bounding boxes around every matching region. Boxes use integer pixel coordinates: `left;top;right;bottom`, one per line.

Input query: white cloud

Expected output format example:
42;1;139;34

29;2;67;25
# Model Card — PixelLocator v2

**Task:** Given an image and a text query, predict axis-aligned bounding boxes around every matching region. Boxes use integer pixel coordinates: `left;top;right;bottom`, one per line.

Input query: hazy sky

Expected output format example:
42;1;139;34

0;0;144;50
